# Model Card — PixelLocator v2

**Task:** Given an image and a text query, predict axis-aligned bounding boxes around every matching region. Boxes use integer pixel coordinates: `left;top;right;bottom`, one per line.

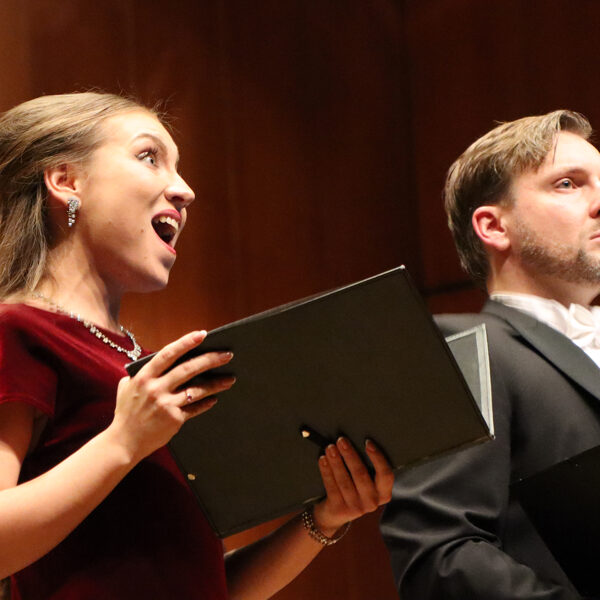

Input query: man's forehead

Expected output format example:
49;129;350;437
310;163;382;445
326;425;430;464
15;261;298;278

545;131;599;166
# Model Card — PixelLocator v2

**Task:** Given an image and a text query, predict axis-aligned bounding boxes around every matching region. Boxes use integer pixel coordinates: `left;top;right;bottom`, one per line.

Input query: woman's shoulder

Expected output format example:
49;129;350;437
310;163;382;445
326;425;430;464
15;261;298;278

0;302;50;324
0;303;66;344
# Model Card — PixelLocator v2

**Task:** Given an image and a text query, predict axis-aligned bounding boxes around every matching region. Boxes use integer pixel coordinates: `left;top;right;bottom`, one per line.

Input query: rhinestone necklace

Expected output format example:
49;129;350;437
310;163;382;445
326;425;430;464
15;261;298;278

31;292;142;361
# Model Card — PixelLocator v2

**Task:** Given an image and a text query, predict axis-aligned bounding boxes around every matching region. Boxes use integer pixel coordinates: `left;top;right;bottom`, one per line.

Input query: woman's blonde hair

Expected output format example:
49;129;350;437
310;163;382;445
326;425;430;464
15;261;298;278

444;110;593;286
0;92;154;299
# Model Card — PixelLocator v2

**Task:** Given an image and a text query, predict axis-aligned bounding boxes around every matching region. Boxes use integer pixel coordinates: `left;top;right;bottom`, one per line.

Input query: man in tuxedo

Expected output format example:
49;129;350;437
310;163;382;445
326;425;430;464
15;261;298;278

381;110;600;599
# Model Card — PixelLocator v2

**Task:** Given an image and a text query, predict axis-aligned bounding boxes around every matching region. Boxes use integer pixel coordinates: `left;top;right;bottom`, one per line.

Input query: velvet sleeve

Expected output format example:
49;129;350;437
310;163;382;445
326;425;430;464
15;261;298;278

0;311;58;416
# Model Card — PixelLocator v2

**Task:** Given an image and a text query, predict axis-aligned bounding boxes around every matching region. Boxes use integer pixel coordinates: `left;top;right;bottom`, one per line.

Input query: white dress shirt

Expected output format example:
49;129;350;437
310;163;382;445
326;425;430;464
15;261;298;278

491;292;600;368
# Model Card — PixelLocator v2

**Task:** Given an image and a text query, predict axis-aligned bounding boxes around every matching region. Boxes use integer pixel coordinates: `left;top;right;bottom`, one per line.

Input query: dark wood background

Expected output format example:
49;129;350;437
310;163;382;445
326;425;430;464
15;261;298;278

3;1;600;598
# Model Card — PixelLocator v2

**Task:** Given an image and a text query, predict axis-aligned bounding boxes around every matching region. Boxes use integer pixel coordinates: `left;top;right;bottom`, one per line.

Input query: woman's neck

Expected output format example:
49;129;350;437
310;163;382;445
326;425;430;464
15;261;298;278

12;231;129;331
26;260;123;333
28;283;122;333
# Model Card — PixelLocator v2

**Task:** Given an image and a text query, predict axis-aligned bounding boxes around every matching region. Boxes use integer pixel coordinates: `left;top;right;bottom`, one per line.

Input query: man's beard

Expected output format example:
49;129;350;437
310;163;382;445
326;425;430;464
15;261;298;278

514;219;600;284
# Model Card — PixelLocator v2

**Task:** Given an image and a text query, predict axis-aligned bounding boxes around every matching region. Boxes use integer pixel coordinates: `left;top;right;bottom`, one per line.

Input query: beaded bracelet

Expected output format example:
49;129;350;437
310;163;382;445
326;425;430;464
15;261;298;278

301;506;351;546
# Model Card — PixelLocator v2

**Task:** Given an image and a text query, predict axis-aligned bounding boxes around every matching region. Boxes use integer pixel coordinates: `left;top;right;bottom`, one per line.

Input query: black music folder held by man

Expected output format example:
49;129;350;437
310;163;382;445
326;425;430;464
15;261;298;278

127;266;492;537
514;445;600;597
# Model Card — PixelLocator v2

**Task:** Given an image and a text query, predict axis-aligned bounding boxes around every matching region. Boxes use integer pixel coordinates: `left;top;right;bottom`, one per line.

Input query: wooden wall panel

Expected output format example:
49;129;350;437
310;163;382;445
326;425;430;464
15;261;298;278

0;1;32;108
26;0;136;94
194;0;418;317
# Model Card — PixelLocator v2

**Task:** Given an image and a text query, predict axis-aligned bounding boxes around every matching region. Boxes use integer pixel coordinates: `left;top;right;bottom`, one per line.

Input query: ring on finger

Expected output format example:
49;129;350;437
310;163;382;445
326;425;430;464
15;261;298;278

184;388;193;404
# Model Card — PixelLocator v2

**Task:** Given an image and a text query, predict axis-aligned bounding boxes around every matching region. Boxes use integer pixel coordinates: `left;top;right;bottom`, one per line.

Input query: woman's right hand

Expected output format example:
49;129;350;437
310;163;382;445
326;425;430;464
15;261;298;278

109;330;235;463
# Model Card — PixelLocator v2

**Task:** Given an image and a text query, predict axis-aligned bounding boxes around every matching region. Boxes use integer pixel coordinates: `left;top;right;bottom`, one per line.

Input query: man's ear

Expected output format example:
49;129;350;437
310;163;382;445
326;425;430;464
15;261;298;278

472;205;511;252
43;164;82;208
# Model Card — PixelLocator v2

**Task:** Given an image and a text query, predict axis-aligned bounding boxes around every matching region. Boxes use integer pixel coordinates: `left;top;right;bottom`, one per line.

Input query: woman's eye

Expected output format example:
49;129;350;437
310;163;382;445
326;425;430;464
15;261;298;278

138;149;158;166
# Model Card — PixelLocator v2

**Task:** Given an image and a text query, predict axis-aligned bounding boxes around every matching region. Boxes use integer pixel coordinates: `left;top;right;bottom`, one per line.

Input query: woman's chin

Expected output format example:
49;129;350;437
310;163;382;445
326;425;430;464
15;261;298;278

121;269;172;295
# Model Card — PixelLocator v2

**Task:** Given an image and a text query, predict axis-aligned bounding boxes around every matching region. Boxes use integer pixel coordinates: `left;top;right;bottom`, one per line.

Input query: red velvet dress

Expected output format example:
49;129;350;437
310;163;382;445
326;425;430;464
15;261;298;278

0;304;228;600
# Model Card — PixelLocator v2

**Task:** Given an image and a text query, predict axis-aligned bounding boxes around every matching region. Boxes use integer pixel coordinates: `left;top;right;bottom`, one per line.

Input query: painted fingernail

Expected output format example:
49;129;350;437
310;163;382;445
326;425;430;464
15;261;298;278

319;455;328;467
337;436;350;451
326;444;338;458
223;376;237;386
192;330;207;342
219;351;234;360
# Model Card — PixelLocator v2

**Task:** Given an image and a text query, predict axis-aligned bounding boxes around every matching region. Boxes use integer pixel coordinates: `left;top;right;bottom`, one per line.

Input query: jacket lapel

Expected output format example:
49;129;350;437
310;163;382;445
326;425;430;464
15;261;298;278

483;300;600;402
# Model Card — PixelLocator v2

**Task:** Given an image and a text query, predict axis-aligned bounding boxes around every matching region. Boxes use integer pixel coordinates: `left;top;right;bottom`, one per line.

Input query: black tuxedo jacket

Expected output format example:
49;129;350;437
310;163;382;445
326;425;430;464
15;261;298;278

381;300;600;600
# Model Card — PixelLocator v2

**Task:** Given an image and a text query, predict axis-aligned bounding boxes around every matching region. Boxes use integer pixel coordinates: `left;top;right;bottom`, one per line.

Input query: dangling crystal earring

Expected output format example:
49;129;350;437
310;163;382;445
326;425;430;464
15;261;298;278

67;197;80;228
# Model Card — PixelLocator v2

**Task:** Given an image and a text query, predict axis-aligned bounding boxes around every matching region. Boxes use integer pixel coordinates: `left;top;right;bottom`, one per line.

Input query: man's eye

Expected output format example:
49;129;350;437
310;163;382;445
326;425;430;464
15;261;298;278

556;178;574;189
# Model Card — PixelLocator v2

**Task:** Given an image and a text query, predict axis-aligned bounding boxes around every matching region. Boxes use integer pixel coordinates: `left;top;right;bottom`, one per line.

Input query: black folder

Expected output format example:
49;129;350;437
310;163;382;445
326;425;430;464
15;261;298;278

127;266;493;537
513;445;600;596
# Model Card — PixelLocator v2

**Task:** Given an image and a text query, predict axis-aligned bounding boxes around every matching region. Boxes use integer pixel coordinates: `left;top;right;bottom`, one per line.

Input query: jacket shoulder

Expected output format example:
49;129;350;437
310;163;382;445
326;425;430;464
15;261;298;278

434;312;513;338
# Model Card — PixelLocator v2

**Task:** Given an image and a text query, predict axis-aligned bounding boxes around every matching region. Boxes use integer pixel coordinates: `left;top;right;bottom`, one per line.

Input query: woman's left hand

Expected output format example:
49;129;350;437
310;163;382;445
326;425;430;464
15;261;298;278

312;437;394;536
224;438;394;599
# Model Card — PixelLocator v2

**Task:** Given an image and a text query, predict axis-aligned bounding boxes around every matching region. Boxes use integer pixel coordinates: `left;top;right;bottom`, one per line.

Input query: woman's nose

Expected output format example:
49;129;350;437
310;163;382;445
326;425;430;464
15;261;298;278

166;174;195;209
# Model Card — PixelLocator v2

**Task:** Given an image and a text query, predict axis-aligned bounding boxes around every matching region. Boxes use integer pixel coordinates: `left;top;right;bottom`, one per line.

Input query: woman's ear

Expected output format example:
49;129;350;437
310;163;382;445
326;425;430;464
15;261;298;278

472;205;511;253
43;164;82;208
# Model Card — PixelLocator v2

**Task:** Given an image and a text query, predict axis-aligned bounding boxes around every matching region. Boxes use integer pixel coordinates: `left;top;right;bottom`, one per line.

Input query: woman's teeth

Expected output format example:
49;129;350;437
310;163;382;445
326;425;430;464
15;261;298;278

151;215;179;244
155;215;179;232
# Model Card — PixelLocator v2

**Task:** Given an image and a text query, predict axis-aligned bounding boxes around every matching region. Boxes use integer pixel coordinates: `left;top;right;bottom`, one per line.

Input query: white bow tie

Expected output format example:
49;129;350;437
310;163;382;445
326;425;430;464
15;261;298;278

562;304;600;349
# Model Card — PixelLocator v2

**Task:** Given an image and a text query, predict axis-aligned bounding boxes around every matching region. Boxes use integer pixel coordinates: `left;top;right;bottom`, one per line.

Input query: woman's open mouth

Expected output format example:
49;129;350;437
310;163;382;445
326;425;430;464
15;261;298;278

151;214;180;248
